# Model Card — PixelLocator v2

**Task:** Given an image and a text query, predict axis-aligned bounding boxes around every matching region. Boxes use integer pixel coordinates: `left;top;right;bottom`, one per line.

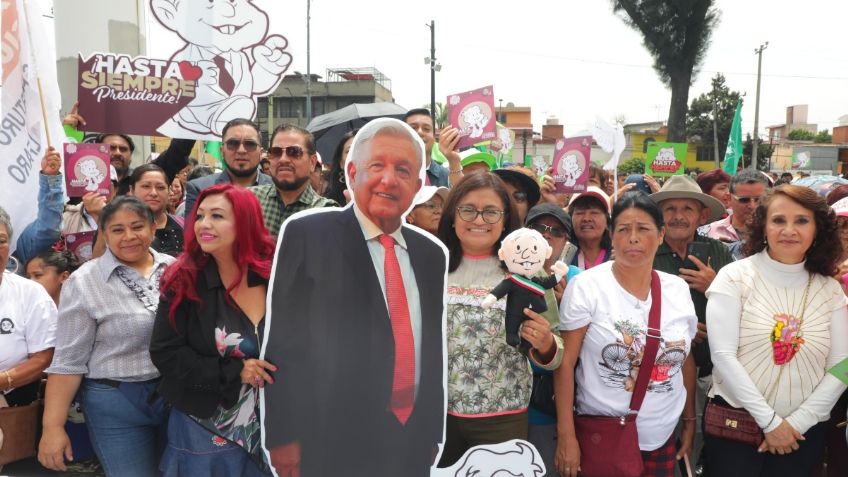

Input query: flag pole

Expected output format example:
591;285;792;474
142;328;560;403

20;0;52;148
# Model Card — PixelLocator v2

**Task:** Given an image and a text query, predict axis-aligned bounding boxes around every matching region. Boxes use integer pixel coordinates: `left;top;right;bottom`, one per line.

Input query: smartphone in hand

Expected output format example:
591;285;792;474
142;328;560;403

682;242;710;270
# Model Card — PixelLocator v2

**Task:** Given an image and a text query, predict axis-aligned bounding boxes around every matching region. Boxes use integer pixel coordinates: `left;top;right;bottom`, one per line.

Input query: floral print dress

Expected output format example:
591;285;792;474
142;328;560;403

193;316;265;466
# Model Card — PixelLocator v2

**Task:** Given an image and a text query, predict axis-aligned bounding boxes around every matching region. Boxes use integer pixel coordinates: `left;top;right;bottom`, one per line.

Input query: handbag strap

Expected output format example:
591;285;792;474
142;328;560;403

629;270;661;414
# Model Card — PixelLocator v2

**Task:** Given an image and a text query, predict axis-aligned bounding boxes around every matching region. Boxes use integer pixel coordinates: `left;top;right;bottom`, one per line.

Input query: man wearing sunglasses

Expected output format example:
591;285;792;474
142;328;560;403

183;118;272;216
249;124;338;236
698;168;769;249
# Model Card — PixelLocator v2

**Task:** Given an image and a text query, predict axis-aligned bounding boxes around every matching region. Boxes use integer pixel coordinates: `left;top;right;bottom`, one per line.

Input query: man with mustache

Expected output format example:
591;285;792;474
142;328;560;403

249;124;338;237
184;118;274;216
649;175;734;474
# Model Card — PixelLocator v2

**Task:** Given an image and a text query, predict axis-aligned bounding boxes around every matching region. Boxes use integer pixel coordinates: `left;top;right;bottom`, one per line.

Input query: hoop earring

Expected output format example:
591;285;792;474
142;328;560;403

338;171;345;184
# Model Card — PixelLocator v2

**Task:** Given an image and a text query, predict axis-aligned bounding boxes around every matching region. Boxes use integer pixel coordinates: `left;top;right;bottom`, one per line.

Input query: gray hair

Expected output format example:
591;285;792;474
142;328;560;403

348;118;425;177
0;205;12;239
730;168;769;194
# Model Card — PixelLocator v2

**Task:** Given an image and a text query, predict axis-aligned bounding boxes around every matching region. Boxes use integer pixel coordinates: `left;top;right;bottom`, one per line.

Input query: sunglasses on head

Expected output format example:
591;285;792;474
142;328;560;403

268;145;306;159
732;195;761;205
224;139;261;152
528;222;567;238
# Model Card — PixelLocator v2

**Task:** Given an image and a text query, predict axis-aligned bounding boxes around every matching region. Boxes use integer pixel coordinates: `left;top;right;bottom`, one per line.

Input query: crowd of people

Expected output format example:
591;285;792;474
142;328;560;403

0;104;847;477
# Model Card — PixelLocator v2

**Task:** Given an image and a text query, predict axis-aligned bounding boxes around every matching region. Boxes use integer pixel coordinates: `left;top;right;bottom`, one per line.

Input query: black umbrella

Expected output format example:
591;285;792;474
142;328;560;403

306;102;408;166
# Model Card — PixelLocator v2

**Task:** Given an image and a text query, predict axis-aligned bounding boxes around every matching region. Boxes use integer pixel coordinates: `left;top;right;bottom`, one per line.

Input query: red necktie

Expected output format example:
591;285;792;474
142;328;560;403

378;234;415;425
213;55;236;95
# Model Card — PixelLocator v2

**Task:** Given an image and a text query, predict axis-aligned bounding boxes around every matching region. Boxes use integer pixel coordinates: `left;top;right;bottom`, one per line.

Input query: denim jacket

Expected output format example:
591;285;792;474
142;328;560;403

13;173;64;267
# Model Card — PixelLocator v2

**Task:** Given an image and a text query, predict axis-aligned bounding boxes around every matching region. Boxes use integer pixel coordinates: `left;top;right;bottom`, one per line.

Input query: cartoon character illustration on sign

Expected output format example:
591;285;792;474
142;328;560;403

559;153;582;187
481;228;567;354
656;147;676;164
449;440;545;477
78;158;105;192
150;0;292;138
460;105;489;139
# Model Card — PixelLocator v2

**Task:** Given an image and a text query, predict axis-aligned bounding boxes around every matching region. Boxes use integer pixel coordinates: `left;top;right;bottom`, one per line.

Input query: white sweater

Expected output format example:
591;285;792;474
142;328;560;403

706;250;848;434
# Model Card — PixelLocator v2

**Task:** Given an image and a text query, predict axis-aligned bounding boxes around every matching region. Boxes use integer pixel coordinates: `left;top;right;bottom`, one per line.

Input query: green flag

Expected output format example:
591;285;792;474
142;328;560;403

723;101;743;175
205;141;224;169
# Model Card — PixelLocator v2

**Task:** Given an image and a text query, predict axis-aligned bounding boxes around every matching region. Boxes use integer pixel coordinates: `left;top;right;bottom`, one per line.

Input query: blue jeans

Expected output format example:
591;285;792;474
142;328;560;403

80;379;168;477
160;410;270;477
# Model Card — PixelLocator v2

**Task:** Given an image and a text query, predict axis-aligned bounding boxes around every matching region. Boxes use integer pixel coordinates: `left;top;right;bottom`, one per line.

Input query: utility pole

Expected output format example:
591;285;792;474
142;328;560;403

712;83;720;169
305;0;312;123
752;42;768;169
428;21;436;125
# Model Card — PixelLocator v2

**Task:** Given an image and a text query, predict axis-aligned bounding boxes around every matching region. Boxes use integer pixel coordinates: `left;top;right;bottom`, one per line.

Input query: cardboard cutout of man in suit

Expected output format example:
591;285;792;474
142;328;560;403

261;118;448;477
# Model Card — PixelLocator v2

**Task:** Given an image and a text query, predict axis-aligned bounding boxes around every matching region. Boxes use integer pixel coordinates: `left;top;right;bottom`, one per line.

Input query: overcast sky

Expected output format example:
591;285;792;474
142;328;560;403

150;0;848;138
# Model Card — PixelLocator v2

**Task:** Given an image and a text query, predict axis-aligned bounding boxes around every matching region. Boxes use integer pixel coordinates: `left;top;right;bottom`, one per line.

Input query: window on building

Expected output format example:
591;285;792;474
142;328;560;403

696;145;714;163
335;98;354;110
274;97;302;118
311;98;325;116
257;97;268;118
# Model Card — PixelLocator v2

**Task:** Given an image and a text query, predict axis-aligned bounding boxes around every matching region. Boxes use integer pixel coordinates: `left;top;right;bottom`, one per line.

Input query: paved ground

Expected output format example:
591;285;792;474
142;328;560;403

1;458;104;477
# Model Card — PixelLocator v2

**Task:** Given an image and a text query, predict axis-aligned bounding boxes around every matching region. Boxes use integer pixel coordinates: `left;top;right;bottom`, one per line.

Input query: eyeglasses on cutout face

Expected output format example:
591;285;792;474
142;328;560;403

732;194;762;205
224;139;261;153
528;222;567;238
456;206;505;224
268;145;306;160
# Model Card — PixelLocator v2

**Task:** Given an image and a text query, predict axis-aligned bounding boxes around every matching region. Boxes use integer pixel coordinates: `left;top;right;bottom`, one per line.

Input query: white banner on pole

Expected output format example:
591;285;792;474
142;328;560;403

0;0;64;254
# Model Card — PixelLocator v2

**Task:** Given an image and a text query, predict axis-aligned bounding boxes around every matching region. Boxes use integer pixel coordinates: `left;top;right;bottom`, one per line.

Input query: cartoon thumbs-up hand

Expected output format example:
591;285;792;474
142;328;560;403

252;35;292;92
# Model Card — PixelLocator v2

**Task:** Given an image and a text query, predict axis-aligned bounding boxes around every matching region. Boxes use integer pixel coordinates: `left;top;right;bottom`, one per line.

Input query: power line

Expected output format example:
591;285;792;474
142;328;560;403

359;27;848;82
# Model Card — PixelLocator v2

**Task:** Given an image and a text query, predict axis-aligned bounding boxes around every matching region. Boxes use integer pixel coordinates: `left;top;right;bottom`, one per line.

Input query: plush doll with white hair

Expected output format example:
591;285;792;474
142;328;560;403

481;228;568;354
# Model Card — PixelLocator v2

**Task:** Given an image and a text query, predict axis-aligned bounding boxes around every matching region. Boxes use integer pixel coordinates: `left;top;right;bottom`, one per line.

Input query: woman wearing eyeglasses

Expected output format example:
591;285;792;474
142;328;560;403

406;185;448;236
436;172;565;467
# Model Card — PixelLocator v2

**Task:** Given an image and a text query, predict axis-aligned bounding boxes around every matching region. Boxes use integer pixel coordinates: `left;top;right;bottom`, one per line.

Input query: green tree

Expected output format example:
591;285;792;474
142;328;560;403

618;157;646;175
814;129;832;143
686;73;742;162
422;101;449;129
742;133;774;170
787;129;815;141
612;0;720;142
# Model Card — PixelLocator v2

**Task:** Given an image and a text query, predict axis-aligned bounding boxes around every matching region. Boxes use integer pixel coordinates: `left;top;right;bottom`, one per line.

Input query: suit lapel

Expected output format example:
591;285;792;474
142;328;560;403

335;208;392;337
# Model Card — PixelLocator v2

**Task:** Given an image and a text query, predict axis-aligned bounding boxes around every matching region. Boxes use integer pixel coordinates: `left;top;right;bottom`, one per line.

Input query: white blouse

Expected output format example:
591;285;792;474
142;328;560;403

706;250;848;434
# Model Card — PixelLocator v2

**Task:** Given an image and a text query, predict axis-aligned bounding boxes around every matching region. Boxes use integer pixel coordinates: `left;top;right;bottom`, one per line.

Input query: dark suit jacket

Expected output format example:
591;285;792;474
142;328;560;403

184;169;272;218
150;261;267;418
263;207;447;477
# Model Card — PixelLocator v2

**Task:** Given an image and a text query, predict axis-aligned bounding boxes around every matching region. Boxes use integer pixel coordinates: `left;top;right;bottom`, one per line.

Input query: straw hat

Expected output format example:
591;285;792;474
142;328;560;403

649;175;725;222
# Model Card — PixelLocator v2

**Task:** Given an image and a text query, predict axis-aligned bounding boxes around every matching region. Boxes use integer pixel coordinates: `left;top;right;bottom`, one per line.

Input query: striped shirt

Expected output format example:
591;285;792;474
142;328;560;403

47;248;174;381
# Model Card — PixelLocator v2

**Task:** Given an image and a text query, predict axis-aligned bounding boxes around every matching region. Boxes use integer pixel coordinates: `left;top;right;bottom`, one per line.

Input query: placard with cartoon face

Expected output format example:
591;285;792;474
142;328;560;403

552;136;591;193
77;0;293;140
64;143;111;198
645;142;687;176
447;85;497;149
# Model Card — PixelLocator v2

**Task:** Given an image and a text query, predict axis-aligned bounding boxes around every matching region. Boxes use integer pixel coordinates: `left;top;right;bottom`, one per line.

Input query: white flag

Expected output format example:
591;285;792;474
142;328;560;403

0;0;64;254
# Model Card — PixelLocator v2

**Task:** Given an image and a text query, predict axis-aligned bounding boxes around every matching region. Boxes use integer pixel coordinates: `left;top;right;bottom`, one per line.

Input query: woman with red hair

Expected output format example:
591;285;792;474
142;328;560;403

150;183;277;476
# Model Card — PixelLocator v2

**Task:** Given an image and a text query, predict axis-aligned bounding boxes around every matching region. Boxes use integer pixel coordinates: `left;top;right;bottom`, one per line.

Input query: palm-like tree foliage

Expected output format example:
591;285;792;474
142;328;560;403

612;0;720;142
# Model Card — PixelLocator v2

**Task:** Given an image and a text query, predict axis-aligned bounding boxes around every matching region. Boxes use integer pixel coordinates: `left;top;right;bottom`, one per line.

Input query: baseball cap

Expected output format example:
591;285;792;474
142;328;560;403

568;186;611;214
832;197;848;217
413;185;449;207
525;202;571;233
